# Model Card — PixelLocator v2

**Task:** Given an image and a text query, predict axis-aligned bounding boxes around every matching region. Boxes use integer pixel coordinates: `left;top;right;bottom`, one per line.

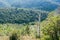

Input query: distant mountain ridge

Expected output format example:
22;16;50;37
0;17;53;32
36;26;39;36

0;0;60;11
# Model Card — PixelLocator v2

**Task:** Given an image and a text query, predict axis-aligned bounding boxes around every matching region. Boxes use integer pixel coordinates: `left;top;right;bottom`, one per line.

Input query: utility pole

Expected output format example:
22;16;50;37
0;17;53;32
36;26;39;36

36;12;41;38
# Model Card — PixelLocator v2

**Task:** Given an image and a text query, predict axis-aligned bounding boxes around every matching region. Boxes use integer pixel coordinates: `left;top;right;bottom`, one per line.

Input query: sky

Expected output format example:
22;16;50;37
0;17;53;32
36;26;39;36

0;0;60;7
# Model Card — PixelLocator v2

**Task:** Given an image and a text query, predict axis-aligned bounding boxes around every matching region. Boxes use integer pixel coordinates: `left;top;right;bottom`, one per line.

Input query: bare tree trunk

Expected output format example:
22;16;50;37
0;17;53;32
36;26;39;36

51;34;54;40
54;30;59;40
53;27;59;40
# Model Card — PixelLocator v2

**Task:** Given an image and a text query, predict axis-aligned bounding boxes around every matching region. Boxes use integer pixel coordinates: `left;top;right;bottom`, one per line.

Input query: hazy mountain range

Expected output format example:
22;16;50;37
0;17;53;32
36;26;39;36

0;0;60;11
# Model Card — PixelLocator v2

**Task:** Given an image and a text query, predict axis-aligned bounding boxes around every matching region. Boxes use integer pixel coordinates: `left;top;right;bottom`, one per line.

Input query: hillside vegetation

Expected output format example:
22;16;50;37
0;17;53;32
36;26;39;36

0;8;60;40
0;8;48;24
41;11;60;40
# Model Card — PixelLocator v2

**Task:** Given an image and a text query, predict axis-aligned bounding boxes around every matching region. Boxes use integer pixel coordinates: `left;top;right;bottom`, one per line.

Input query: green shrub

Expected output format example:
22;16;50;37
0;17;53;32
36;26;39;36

9;29;20;40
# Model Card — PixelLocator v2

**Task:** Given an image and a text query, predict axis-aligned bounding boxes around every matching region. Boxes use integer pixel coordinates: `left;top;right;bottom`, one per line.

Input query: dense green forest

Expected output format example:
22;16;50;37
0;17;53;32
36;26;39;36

0;0;60;40
0;8;60;40
0;8;48;24
41;10;60;40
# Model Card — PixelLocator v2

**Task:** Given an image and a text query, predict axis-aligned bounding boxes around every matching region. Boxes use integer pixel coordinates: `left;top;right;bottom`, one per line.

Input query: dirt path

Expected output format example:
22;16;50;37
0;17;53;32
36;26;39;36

20;35;39;40
0;36;40;40
0;36;9;40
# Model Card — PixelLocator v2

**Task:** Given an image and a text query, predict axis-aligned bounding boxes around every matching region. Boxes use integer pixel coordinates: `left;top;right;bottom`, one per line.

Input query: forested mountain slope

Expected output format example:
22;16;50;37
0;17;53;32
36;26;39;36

0;0;59;11
0;8;48;24
41;7;60;40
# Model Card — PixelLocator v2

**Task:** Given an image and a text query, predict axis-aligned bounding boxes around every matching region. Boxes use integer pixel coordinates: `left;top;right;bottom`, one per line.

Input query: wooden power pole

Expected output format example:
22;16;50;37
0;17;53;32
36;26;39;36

36;12;41;38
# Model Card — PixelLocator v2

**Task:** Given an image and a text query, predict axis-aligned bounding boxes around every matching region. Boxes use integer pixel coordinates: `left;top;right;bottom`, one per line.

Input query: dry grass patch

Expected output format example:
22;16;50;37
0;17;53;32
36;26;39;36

0;36;9;40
